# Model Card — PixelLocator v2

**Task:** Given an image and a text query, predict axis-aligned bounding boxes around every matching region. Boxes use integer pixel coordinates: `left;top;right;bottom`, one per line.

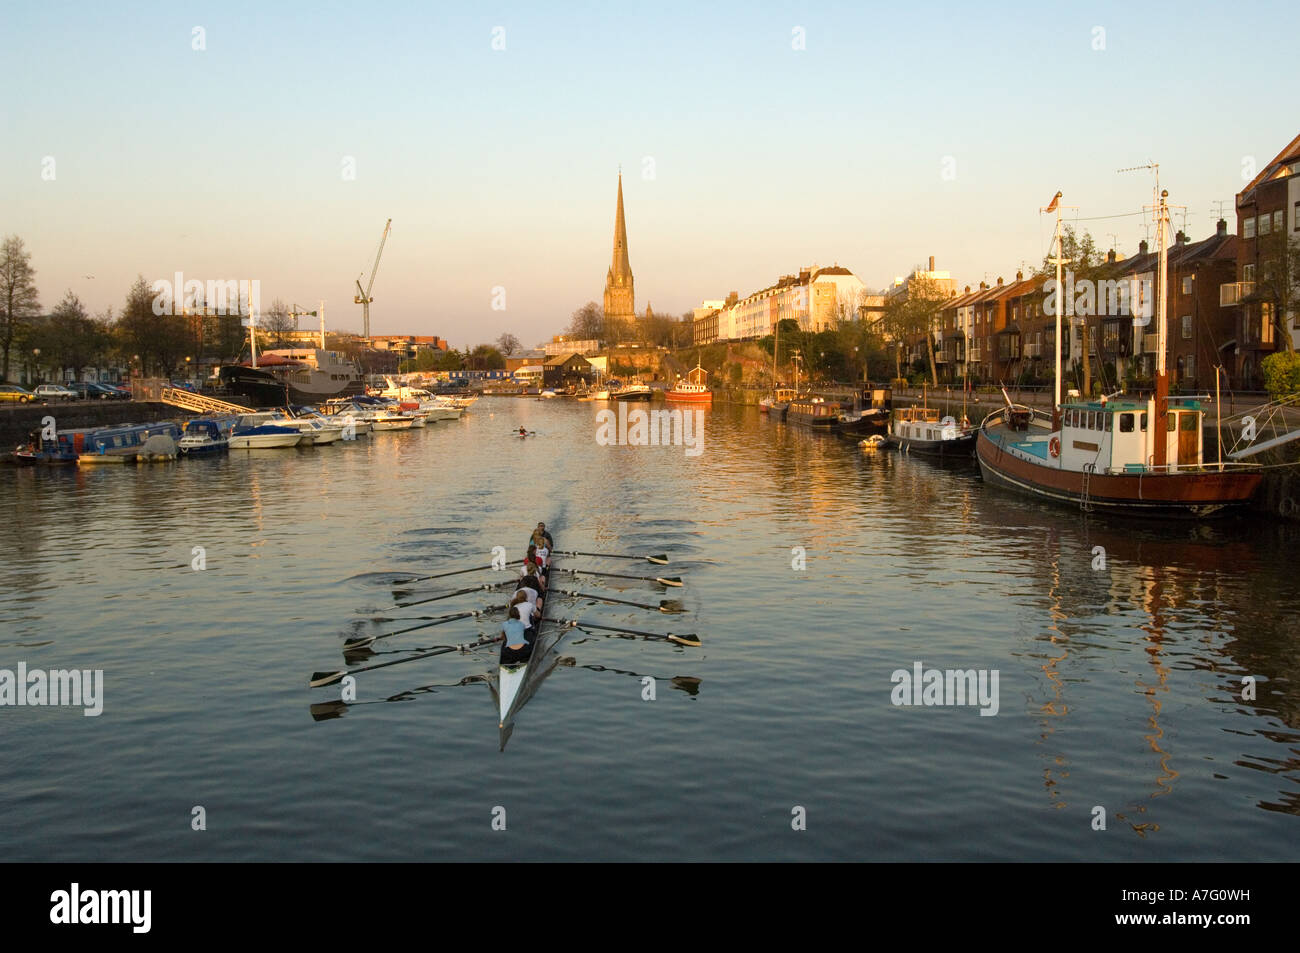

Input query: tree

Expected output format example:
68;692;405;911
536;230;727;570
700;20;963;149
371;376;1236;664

261;298;295;346
881;294;909;382
0;235;42;382
1042;225;1101;394
466;344;505;371
1261;351;1300;399
38;291;106;380
496;332;521;357
901;273;950;387
567;301;604;342
1254;225;1300;354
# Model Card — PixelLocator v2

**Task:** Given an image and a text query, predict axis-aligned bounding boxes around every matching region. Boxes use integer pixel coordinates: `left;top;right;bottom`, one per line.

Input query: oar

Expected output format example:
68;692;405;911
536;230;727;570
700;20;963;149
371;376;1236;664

559;589;685;614
366;579;516;615
310;635;501;688
392;563;518;586
571;620;702;647
342;604;508;650
554;550;669;565
551;567;683;588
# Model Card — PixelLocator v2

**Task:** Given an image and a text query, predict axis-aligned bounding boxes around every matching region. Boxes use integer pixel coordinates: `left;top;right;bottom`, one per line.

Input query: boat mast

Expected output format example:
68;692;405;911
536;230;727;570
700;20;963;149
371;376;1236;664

1046;191;1066;411
319;299;326;349
1153;187;1170;469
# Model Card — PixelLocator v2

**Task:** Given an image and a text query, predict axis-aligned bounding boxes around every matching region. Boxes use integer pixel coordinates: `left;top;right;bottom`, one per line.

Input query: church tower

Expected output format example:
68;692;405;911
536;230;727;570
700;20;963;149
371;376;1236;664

603;172;635;323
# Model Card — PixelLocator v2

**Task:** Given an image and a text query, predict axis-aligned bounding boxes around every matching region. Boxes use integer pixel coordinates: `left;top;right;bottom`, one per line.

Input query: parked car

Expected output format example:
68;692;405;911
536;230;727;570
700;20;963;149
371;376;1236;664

0;384;35;403
67;381;130;401
33;384;78;402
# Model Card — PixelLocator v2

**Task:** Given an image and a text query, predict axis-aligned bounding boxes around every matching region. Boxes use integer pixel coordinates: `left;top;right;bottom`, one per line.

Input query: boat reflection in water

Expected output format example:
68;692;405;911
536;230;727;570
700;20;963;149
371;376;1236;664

975;490;1298;830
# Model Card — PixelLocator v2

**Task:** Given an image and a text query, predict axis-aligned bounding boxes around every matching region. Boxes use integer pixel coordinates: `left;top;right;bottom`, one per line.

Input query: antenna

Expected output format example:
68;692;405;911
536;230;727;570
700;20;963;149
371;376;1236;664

1106;232;1120;253
1211;199;1229;222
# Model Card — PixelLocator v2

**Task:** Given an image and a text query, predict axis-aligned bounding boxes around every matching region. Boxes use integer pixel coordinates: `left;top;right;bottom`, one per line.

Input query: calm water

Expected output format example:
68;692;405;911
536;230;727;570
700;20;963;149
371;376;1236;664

1;399;1297;861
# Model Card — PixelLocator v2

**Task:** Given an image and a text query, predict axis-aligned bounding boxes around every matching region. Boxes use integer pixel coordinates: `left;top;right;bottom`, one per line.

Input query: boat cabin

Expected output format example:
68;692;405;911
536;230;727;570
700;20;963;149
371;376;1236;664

1052;397;1205;473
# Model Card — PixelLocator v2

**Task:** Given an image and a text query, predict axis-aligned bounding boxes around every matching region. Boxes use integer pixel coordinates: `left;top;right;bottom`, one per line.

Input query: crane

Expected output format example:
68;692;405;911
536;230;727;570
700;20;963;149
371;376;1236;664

354;218;392;339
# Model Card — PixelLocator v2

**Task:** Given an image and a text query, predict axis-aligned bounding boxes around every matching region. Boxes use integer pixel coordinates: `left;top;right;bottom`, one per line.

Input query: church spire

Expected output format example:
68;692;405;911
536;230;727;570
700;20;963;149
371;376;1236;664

603;171;635;322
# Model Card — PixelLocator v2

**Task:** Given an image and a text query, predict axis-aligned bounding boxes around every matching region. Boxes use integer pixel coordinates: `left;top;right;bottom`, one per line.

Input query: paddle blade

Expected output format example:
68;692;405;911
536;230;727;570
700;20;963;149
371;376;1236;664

657;600;686;614
647;554;669;565
342;634;376;650
309;670;347;689
310;701;349;721
666;633;702;647
656;577;684;587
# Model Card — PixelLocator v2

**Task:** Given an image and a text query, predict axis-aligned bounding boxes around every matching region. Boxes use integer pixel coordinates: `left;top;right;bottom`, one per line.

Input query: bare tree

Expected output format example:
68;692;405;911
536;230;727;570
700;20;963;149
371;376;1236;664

496;332;521;356
261;298;295;346
0;236;42;381
567;301;604;341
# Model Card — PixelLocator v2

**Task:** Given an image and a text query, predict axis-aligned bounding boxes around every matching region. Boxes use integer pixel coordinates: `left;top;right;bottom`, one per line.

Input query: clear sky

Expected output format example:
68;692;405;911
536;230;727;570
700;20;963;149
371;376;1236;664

2;0;1296;348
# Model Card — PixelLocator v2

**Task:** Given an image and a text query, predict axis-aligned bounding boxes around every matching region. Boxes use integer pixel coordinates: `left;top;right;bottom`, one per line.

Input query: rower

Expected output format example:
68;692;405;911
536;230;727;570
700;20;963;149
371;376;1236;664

500;606;532;665
519;561;546;593
518;426;527;437
510;589;539;627
533;522;554;551
530;532;551;570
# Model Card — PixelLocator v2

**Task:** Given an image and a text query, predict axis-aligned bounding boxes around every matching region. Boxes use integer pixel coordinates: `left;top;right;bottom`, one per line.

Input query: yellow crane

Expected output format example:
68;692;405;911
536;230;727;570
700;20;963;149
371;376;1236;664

354;218;392;339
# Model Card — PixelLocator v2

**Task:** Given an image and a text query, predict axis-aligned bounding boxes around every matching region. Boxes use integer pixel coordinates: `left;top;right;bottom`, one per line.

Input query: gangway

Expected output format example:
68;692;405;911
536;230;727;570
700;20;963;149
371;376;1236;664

159;388;248;416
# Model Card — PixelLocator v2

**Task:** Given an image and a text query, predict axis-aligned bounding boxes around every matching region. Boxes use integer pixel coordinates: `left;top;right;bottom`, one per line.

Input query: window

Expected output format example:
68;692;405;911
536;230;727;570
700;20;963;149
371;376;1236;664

1120;413;1135;433
1262;303;1275;344
1181;315;1192;339
1168;414;1177;432
1104;414;1112;433
1140;413;1148;431
1274;210;1284;233
1295;201;1299;232
1186;354;1195;377
1244;217;1256;239
1181;413;1197;432
1244;263;1256;282
1259;214;1271;235
1182;276;1192;295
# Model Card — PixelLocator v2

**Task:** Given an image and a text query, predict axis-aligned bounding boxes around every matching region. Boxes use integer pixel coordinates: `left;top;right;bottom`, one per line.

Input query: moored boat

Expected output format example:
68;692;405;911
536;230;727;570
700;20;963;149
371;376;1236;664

976;188;1265;517
786;395;841;429
891;405;976;457
665;362;712;403
178;418;236;455
229;413;310;449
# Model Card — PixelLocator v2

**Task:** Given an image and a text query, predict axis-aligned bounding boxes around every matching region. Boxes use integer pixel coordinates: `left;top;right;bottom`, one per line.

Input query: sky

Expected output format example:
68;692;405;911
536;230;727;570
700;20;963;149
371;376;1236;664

2;0;1296;349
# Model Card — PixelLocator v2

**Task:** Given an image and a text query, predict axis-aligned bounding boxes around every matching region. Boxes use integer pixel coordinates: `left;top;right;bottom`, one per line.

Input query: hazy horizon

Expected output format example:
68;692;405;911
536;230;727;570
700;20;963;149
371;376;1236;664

2;0;1295;348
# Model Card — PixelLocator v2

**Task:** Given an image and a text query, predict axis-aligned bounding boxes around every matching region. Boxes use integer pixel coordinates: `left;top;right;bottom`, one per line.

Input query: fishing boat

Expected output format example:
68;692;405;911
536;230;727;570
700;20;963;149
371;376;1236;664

763;387;798;419
976;189;1264;517
665;362;712;403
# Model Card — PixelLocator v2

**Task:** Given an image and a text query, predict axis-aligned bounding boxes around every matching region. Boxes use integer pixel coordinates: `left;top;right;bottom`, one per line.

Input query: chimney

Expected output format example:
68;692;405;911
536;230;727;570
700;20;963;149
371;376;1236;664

1139;239;1149;255
1175;230;1187;245
979;281;988;290
996;276;1004;286
1216;218;1228;238
964;285;971;293
1016;270;1023;281
928;255;936;272
1106;249;1116;263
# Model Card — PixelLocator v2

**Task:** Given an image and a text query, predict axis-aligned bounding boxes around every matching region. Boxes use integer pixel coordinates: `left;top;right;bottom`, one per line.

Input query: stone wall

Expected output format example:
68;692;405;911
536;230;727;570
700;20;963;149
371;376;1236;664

0;402;198;454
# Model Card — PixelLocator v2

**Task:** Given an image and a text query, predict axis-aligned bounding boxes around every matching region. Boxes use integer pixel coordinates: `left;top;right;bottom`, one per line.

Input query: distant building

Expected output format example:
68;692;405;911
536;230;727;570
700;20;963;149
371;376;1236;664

542;353;595;389
602;173;635;324
544;337;600;356
506;350;546;373
368;335;450;362
707;264;870;343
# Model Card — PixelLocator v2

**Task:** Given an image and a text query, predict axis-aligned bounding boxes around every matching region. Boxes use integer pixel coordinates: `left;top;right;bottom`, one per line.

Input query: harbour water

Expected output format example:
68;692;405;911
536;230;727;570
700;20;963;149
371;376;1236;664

1;399;1296;860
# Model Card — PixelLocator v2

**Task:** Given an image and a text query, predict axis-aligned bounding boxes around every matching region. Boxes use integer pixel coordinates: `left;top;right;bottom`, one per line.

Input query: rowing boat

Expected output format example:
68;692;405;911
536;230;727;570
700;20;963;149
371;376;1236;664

496;544;562;738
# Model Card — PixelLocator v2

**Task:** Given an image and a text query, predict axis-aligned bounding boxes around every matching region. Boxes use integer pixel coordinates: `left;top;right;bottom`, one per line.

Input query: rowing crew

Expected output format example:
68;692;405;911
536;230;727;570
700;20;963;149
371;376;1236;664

500;523;553;664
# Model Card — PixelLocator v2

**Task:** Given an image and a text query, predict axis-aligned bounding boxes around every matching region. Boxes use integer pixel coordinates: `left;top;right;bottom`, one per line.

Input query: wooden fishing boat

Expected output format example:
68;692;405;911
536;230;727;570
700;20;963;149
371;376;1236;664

666;362;712;403
976;188;1265;517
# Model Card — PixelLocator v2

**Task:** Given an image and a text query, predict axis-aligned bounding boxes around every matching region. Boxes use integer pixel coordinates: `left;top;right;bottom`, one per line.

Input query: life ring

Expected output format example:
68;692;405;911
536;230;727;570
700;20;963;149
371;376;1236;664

1049;436;1061;458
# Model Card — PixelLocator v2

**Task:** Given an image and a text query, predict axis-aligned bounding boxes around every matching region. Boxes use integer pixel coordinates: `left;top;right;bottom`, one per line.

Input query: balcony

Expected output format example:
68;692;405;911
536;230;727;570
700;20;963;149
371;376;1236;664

1220;281;1256;306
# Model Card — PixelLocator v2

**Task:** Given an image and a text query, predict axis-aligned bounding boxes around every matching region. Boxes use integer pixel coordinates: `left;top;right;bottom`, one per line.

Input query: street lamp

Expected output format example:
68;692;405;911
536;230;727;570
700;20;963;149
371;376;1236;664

31;348;40;387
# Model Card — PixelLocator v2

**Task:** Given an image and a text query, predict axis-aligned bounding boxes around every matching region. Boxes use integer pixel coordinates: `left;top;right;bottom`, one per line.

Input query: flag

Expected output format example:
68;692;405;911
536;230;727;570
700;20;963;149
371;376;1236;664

1045;191;1061;213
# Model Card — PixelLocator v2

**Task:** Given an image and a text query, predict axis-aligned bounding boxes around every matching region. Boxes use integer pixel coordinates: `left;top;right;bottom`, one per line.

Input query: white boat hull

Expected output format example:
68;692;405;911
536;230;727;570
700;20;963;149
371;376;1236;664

230;433;304;449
